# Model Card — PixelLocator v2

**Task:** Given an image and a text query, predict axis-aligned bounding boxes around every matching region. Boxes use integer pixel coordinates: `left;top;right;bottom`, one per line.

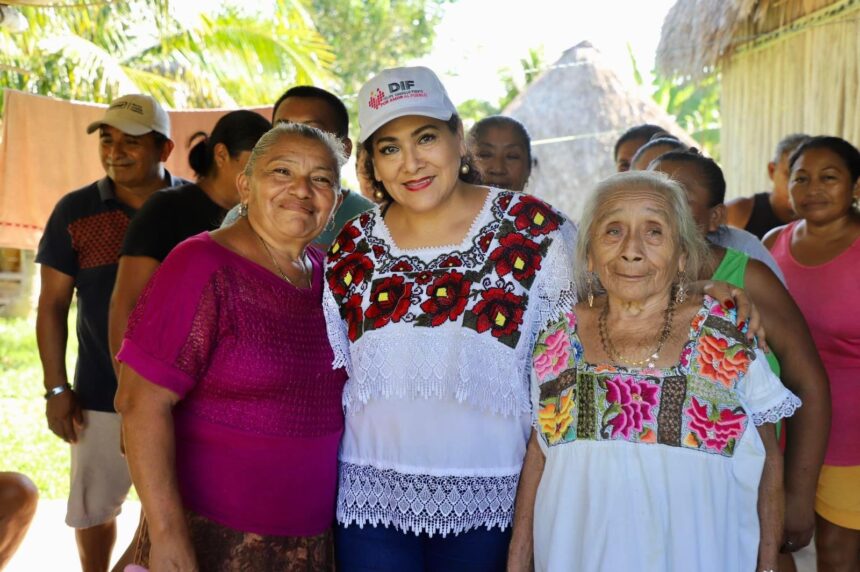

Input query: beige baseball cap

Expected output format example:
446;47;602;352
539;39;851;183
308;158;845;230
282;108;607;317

358;66;456;143
86;94;171;138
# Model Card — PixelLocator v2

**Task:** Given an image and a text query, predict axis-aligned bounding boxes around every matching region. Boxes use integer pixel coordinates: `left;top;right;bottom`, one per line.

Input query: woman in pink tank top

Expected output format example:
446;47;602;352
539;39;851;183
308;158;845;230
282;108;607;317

765;136;860;571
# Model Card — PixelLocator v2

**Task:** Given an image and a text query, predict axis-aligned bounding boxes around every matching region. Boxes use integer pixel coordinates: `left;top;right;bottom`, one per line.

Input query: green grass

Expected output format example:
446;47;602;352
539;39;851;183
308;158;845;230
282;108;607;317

0;311;76;499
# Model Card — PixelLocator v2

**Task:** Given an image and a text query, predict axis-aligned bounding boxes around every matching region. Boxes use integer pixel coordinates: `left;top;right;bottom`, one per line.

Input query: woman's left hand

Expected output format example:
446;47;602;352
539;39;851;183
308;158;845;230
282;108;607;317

698;281;768;351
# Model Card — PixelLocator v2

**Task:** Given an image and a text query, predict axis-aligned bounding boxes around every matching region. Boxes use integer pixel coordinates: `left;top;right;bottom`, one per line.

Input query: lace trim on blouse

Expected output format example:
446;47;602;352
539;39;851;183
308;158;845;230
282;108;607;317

751;392;802;426
337;462;518;537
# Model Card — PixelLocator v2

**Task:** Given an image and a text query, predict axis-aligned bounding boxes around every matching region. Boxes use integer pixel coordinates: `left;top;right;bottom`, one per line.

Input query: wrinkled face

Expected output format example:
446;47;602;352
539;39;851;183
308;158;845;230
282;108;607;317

651;159;719;234
789;147;860;224
370;114;465;213
98;125;168;188
239;134;339;241
588;187;683;304
615;137;647;172
631;143;677;172
470;124;530;191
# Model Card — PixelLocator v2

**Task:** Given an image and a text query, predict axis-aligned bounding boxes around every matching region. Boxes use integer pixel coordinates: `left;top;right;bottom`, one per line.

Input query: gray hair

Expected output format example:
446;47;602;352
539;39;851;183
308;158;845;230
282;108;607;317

773;133;810;163
243;122;347;190
574;170;710;296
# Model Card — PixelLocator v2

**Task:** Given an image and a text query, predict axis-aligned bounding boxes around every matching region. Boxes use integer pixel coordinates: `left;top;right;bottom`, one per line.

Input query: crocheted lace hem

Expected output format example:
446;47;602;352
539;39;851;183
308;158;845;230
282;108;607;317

751;392;802;426
336;462;517;537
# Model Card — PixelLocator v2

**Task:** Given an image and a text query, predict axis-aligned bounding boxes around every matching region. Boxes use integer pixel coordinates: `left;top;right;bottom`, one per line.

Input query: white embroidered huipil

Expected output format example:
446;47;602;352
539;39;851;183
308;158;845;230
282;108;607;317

323;189;576;536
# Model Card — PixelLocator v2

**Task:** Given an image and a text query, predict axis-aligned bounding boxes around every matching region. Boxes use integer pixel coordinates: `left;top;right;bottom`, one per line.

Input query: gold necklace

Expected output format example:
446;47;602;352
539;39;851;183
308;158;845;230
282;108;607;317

598;295;675;369
247;221;308;288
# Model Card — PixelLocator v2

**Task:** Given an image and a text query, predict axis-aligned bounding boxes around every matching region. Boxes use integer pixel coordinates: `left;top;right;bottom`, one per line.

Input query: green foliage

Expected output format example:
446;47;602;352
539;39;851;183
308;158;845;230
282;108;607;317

0;0;334;114
0;313;76;499
628;43;722;160
308;0;450;135
457;47;544;126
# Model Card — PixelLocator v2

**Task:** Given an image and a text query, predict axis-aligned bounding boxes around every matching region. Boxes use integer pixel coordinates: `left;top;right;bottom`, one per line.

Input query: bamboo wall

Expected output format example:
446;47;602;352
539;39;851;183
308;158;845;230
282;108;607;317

721;7;860;197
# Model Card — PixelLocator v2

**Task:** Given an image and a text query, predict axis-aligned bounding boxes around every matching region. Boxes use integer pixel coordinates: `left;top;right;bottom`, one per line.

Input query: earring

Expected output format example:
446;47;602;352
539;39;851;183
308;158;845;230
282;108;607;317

675;272;688;304
237;202;248;217
374;189;386;201
460;161;470;176
586;273;595;308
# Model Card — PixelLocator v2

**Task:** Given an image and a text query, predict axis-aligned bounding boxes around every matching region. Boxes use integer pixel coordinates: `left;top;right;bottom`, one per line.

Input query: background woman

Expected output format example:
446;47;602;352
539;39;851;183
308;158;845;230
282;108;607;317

765;136;860;572
468;115;534;192
115;123;346;570
109;109;271;363
324;66;576;571
613;123;668;172
652;151;831;570
512;171;799;571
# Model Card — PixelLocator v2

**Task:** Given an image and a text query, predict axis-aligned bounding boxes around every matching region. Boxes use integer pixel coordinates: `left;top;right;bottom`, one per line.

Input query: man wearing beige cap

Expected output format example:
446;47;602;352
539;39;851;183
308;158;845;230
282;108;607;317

35;94;183;571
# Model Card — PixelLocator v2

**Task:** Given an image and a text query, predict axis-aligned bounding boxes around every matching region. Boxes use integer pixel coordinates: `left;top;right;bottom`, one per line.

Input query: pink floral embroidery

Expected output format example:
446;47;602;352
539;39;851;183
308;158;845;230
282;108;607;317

534;328;571;380
565;311;577;329
679;343;693;368
685;396;746;452
604;375;660;439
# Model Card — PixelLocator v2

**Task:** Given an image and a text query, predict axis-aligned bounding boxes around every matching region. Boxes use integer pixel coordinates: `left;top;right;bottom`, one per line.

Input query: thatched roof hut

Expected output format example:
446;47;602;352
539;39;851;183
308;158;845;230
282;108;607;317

503;41;695;221
657;0;860;197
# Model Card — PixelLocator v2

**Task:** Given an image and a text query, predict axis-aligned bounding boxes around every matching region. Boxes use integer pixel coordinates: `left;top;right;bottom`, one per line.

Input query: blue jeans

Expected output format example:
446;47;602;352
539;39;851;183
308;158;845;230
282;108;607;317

335;523;511;572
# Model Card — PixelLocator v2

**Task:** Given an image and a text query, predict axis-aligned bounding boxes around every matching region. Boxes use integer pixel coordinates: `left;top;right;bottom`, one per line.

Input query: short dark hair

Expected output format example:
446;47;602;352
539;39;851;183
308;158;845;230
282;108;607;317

613;124;669;160
653;149;726;206
271;86;350;139
468;115;533;167
773;133;810;163
630;136;689;170
788;136;860;183
188;110;272;179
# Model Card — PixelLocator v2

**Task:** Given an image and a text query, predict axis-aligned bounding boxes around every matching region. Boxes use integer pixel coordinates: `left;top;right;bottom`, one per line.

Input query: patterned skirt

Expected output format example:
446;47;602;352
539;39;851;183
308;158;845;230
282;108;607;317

134;509;334;571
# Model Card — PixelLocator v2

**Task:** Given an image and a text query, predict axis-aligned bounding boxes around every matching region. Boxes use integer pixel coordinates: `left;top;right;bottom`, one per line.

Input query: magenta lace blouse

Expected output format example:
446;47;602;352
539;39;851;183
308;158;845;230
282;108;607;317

117;232;346;536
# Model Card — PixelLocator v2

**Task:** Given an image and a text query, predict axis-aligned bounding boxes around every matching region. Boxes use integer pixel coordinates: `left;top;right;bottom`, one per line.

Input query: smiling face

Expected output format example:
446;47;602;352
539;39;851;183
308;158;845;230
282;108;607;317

789;147;860;224
369;114;466;213
98;125;169;189
588;187;683;304
470;124;530;191
239;133;339;242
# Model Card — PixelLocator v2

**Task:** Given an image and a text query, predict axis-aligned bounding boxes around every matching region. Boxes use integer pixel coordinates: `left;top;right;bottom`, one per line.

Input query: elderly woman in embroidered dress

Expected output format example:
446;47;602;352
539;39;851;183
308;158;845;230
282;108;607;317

509;171;801;572
115;123;347;570
321;66;577;571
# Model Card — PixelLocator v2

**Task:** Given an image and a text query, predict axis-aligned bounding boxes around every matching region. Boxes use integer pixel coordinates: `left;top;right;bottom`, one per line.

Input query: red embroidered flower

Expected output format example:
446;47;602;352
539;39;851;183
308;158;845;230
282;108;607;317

342;294;364;341
509;195;562;236
392;260;414;272
478;232;494;253
328;252;374;297
489;232;543;283
328;223;361;261
439;255;462;268
604;375;660;439
372;245;386;258
471;288;524;338
359;213;371;226
685;397;746;453
365;275;413;328
498;193;513;211
419;271;472;326
696;334;751;389
416;271;433;285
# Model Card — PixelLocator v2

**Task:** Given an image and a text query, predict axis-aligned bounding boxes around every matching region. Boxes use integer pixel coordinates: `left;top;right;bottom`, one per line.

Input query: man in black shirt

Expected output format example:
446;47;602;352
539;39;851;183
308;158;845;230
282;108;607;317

35;94;182;571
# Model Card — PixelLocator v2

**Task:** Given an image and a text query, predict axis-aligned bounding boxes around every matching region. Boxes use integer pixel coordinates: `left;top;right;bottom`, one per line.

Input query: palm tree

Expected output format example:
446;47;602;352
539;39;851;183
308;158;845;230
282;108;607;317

0;0;334;111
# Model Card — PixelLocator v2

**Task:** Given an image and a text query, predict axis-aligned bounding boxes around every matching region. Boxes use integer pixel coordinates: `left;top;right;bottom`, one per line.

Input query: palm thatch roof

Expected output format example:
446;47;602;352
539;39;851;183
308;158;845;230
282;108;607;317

503;41;695;220
657;0;856;78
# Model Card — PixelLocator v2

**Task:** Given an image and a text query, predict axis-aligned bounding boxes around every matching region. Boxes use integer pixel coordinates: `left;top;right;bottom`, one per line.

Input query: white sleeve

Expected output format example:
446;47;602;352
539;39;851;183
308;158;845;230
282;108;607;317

738;349;801;426
322;281;353;376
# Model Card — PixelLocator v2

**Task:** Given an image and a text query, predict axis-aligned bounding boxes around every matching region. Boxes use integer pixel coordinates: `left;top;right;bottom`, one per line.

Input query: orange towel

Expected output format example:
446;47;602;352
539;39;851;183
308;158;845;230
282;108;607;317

0;89;271;249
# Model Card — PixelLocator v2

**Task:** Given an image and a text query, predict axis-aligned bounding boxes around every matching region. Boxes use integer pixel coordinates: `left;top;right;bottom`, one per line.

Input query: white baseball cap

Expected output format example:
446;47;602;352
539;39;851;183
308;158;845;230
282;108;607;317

86;94;171;138
358;66;456;143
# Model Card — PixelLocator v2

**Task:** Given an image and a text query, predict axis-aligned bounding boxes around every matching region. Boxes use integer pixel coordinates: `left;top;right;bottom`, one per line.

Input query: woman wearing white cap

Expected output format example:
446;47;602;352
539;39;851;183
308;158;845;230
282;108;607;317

322;66;577;570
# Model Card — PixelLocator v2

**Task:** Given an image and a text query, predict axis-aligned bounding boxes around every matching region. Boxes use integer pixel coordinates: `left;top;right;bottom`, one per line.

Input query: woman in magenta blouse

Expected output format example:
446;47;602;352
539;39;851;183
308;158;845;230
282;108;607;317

115;123;347;570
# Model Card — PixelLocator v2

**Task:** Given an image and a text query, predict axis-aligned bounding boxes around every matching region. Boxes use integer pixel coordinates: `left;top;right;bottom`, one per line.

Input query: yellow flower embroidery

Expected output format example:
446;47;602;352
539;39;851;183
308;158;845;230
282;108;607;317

539;392;575;444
